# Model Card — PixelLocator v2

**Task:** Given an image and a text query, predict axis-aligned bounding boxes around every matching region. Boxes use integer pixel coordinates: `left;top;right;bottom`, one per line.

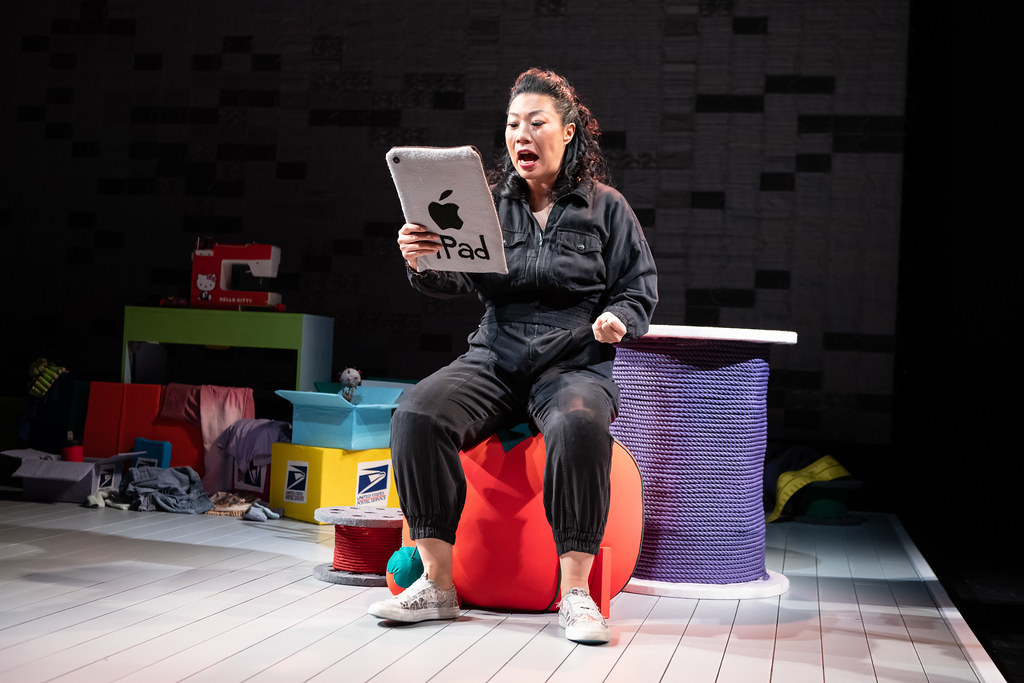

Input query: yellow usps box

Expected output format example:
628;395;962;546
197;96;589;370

269;442;400;523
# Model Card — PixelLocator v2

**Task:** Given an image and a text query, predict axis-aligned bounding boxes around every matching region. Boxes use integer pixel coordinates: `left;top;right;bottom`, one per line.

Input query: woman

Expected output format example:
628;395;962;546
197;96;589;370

368;68;658;645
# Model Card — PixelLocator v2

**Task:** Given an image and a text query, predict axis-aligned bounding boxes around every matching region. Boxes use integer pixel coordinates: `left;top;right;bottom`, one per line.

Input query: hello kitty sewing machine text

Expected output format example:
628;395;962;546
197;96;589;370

191;242;283;310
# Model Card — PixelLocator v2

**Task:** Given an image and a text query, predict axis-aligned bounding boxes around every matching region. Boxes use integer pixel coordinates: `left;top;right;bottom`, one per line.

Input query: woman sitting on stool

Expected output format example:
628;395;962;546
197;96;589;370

368;67;658;645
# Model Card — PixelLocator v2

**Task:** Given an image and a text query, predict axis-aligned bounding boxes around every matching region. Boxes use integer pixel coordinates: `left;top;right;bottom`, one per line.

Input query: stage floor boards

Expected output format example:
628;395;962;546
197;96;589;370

0;499;1006;682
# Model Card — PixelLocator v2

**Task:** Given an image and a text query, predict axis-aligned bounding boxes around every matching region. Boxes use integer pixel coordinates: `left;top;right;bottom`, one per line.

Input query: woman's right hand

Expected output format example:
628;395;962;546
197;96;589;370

397;223;442;271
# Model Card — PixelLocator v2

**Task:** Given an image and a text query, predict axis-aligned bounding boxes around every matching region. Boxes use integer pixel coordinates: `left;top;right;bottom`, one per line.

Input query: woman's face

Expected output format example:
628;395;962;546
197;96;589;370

505;93;576;193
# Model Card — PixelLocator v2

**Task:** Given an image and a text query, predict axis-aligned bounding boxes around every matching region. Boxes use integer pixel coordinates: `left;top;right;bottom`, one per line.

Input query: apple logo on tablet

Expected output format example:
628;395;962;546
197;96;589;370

428;190;463;230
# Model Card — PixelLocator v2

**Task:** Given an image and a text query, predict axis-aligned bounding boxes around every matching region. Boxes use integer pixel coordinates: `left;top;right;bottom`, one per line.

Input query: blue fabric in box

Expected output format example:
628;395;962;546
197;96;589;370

275;386;403;450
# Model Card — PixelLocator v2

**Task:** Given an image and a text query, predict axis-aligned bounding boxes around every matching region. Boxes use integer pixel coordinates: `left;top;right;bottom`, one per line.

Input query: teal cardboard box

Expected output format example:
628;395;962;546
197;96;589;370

275;385;403;450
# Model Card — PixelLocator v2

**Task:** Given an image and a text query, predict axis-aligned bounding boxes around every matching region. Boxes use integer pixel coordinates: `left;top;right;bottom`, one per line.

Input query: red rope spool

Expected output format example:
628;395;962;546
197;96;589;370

313;506;405;586
332;524;402;574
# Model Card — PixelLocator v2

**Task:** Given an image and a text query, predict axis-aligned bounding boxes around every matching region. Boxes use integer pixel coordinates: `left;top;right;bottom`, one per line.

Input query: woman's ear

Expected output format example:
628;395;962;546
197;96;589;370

563;122;576;144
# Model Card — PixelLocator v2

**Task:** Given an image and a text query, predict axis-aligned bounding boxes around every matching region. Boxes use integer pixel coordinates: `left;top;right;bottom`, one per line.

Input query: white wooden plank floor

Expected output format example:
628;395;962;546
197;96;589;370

0;499;1007;682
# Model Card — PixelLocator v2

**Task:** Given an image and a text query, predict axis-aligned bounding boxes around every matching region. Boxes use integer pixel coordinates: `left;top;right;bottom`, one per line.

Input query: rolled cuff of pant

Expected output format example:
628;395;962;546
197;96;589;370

554;530;604;557
406;518;459;547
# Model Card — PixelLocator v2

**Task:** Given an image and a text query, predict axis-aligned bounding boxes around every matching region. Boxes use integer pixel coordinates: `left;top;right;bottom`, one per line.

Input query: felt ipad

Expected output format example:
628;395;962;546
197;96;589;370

386;145;507;274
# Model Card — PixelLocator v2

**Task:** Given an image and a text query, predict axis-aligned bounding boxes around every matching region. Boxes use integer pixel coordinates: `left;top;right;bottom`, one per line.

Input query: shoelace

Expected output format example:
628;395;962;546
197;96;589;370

562;592;604;623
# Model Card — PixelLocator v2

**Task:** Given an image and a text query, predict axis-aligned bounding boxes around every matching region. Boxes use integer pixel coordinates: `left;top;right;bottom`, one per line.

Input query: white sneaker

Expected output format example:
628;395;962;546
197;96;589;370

558;587;610;644
367;573;460;623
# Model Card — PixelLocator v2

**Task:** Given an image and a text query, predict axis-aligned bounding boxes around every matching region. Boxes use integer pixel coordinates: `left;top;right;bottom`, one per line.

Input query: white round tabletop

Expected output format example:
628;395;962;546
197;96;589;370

639;324;798;345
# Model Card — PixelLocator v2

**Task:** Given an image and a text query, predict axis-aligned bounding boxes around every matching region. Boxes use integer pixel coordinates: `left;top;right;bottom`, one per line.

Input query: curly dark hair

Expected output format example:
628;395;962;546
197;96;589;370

490;68;610;199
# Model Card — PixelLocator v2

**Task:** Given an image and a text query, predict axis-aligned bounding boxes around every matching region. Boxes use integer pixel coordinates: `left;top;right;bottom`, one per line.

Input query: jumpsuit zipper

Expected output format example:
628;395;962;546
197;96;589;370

529;210;548;355
531;209;546;290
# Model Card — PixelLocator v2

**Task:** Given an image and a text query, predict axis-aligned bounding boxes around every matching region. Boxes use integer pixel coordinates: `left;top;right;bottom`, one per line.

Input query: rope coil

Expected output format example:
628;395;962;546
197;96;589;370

610;340;772;584
312;506;404;587
332;524;402;574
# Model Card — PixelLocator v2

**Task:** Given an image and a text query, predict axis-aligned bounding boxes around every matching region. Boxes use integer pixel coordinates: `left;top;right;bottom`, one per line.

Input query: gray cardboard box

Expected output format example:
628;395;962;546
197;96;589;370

13;458;98;504
3;448;143;504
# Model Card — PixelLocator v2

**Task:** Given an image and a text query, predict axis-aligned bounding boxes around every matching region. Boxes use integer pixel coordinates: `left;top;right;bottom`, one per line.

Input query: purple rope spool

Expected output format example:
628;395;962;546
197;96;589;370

610;338;770;584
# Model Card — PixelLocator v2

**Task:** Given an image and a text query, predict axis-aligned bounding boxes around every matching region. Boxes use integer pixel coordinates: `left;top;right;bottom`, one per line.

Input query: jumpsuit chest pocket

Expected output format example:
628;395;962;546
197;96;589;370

548;230;605;289
500;231;531;284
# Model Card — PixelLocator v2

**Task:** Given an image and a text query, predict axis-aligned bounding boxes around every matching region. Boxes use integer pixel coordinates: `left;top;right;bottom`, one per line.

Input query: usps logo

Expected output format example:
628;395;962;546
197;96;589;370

97;464;120;490
355;460;391;507
284;461;308;504
235;462;266;493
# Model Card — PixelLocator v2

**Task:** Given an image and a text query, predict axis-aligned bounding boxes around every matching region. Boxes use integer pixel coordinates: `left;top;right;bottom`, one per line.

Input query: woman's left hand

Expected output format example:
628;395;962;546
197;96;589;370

592;312;627;343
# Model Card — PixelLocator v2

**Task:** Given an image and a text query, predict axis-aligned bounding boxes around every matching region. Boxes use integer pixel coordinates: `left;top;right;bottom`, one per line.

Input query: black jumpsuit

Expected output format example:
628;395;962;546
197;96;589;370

391;180;659;556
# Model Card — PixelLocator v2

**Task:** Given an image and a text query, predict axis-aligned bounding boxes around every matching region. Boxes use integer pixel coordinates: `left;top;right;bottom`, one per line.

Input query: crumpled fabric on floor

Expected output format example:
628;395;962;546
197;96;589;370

121;465;213;514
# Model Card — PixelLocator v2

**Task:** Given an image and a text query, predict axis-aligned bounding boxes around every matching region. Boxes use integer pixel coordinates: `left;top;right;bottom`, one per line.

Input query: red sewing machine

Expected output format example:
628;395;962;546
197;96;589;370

190;243;283;310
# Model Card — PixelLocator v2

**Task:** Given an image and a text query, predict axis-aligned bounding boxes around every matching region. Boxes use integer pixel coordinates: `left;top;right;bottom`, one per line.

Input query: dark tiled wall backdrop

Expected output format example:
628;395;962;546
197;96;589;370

0;0;909;445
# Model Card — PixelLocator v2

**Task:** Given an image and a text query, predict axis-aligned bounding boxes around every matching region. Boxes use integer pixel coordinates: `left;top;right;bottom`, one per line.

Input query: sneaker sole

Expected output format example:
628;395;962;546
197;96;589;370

564;624;610;645
368;604;460;623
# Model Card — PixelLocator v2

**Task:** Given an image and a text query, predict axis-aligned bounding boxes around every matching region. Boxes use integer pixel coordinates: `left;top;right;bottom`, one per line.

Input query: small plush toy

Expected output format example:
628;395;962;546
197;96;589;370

338;367;362;401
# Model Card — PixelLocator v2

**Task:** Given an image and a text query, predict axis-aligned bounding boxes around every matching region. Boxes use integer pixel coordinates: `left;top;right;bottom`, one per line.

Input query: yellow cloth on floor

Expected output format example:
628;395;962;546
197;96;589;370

767;455;851;523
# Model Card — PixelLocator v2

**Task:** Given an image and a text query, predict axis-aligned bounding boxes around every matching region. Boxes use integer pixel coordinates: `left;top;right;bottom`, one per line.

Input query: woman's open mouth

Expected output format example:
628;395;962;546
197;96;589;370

517;150;539;169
